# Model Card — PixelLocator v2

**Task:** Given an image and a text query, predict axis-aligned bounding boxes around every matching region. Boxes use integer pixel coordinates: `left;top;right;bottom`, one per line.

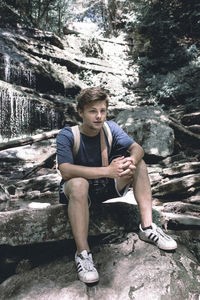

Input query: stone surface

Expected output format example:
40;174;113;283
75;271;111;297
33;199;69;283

115;106;174;158
152;174;199;197
0;234;199;300
0;199;143;246
161;212;200;228
161;162;200;177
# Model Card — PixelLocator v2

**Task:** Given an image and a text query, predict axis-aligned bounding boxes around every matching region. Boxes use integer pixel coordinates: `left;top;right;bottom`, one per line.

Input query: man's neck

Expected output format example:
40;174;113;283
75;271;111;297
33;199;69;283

80;125;100;137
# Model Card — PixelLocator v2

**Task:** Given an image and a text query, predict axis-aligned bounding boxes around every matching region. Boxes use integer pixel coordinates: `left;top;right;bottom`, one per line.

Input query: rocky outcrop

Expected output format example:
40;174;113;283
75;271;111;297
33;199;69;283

0;234;199;300
0;28;81;95
0;200;141;246
115;106;174;158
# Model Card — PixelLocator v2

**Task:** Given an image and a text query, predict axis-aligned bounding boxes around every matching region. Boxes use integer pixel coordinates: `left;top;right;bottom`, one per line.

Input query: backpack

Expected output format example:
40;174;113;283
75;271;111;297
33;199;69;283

71;122;112;158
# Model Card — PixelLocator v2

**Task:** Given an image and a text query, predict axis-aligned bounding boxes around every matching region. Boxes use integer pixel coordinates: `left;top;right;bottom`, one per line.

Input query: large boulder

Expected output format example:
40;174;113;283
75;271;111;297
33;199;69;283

0;234;199;300
115;106;174;158
0;198;142;246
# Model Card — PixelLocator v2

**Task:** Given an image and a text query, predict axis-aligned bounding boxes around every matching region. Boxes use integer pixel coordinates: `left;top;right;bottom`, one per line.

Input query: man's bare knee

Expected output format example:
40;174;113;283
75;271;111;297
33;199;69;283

65;177;89;201
137;159;147;170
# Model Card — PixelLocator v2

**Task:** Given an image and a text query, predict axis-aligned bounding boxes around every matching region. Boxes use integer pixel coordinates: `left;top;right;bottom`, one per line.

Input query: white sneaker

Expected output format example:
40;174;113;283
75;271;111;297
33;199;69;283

139;223;177;250
75;250;99;283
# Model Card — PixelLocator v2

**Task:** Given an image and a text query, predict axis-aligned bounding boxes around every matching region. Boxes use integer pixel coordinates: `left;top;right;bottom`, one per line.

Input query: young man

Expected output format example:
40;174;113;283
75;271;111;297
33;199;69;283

56;87;177;284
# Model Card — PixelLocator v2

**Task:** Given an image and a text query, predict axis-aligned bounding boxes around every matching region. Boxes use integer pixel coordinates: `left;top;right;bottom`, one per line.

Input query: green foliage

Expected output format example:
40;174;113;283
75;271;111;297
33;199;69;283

1;0;69;34
145;61;200;106
168;0;200;39
123;0;200;75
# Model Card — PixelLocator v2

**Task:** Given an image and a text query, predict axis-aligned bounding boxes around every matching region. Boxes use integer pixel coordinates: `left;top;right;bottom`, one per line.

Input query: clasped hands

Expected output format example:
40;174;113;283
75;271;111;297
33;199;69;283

108;156;136;178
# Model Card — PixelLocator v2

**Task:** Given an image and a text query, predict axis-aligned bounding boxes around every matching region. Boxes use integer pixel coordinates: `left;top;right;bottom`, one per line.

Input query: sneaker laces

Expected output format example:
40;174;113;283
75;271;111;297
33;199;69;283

154;226;172;240
79;254;95;272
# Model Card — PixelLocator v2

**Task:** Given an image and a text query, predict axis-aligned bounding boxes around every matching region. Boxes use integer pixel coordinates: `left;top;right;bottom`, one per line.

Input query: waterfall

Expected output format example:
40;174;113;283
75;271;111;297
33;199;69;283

3;55;36;89
0;88;31;142
1;49;60;142
0;86;61;142
4;54;11;82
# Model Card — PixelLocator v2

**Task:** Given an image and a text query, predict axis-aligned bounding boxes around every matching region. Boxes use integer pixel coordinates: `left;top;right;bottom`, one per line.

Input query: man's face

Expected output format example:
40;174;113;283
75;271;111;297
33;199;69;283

78;100;107;133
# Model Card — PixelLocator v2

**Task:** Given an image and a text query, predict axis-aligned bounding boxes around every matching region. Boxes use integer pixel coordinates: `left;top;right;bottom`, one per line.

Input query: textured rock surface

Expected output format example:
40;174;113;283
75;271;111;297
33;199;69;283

0;199;142;246
0;234;199;300
115;106;174;158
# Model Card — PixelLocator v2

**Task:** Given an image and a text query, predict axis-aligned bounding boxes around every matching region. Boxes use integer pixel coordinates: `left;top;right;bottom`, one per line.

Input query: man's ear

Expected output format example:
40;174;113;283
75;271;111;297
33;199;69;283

78;108;83;118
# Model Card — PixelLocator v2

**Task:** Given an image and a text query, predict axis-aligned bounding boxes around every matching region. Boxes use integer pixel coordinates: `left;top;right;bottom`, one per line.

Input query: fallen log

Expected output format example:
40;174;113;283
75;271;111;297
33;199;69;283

169;117;200;146
0;129;60;151
186;125;200;134
181;111;200;126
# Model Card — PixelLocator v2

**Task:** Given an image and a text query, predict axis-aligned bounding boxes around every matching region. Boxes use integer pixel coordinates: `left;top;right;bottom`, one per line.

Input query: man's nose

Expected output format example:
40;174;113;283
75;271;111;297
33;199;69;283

96;111;101;118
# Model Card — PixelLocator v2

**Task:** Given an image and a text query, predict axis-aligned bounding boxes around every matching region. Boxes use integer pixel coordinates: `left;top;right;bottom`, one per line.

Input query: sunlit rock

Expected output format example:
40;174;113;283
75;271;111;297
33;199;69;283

115;106;174;159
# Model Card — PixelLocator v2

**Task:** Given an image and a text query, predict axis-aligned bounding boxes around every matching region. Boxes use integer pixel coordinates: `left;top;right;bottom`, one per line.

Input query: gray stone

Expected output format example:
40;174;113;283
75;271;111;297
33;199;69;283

0;235;199;300
152;174;199;197
162;162;200;177
161;211;200;228
0;201;141;246
115;106;174;158
0;184;10;203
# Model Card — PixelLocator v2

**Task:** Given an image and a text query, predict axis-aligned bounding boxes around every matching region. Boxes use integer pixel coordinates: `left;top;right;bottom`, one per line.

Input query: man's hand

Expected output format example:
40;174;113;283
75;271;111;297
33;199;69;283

108;156;136;178
121;156;136;178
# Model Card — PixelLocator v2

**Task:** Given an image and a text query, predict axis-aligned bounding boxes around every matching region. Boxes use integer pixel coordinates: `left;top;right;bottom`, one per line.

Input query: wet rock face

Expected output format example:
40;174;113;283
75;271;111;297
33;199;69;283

0;28;81;94
0;27;82;140
0;82;65;141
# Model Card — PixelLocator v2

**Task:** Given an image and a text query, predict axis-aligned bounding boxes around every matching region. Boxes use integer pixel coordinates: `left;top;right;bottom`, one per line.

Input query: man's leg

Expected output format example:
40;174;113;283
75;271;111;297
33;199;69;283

117;159;177;250
65;177;90;253
132;159;152;228
65;177;99;283
117;159;152;228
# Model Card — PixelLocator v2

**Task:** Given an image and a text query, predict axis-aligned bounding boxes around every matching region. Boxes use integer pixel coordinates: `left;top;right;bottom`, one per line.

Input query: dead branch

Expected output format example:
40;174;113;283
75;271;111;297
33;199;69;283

169;117;200;147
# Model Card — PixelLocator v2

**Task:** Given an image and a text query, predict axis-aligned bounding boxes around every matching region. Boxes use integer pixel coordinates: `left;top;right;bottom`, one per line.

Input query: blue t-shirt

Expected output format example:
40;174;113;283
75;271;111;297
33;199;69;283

56;120;135;167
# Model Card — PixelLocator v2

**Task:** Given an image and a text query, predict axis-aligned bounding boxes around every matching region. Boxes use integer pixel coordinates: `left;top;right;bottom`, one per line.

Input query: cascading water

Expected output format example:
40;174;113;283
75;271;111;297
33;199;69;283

3;53;36;89
0;86;61;142
0;53;62;142
4;53;10;82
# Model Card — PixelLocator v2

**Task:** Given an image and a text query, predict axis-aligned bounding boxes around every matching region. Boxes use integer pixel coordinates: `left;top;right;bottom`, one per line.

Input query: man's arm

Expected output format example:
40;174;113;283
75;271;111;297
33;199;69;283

59;156;129;181
59;163;107;181
128;142;144;165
